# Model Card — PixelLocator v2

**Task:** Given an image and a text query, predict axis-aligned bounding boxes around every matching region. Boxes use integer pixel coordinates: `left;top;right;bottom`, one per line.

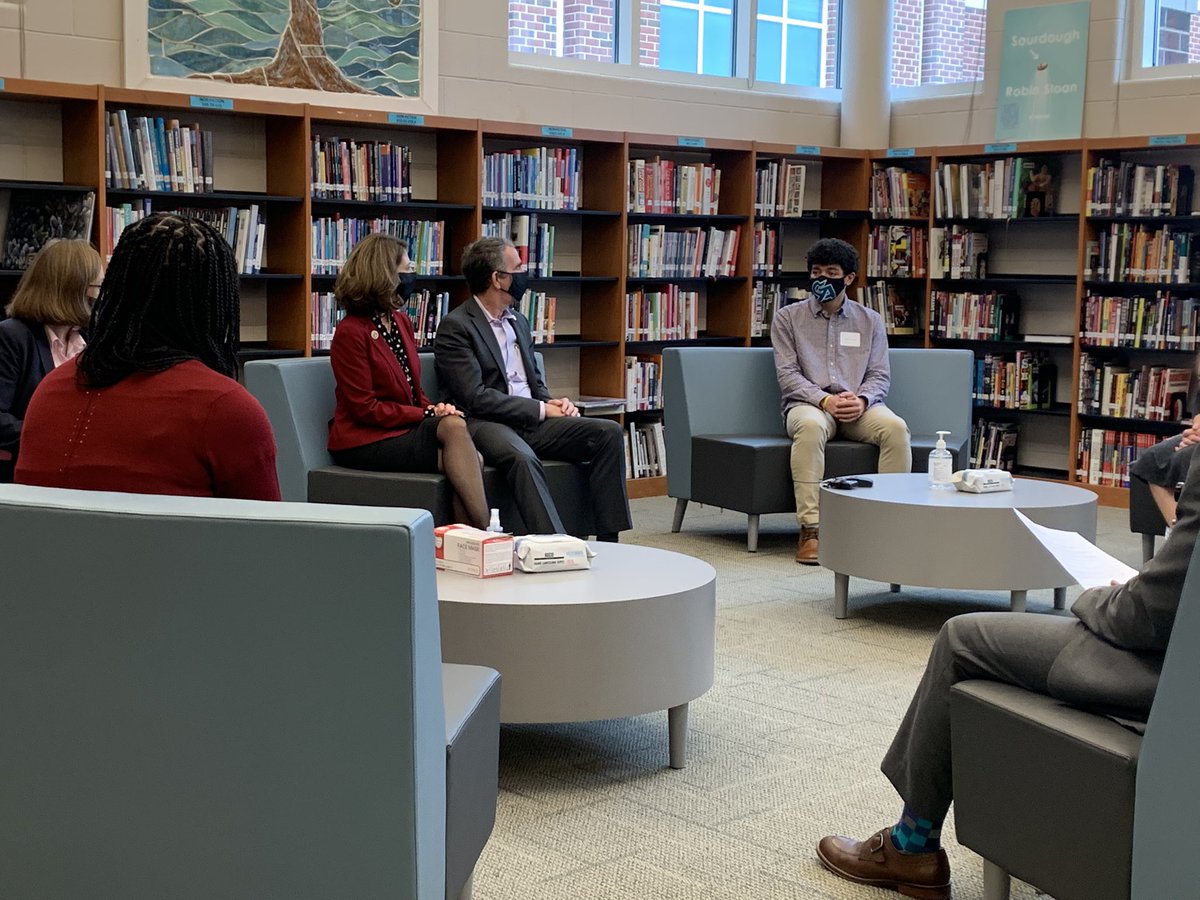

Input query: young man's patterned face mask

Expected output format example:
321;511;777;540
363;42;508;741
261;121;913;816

811;276;845;303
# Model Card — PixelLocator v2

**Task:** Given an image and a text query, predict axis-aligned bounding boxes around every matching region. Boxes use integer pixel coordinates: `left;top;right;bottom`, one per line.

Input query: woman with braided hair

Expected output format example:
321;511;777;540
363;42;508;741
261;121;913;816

14;213;280;500
328;232;490;529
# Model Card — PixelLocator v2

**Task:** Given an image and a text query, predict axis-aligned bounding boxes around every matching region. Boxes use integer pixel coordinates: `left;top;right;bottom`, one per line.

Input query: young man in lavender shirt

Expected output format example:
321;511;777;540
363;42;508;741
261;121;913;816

771;238;911;564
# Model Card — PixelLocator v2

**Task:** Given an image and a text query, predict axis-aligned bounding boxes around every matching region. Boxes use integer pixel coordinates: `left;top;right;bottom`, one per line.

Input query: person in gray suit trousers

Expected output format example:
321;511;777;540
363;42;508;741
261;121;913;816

816;451;1200;900
434;236;631;539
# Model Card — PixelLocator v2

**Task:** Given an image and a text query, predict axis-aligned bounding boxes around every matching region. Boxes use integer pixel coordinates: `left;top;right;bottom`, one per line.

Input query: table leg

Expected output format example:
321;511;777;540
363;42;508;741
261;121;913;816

834;572;850;619
1053;587;1067;610
890;583;901;593
1009;590;1027;613
668;703;689;769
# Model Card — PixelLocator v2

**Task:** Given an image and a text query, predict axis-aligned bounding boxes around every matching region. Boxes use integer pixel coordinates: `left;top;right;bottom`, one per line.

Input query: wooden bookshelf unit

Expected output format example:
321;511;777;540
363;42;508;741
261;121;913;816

5;79;1200;503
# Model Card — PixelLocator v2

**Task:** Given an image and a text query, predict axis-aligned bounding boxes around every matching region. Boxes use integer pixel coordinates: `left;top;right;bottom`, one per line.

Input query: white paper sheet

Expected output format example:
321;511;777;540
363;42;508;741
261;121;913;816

1014;509;1139;589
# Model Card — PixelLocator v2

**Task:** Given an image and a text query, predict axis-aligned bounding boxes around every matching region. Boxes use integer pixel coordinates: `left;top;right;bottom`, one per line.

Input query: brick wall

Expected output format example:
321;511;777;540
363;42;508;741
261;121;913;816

1158;5;1200;65
509;0;561;56
640;0;661;66
565;1;617;62
890;0;984;87
824;0;839;88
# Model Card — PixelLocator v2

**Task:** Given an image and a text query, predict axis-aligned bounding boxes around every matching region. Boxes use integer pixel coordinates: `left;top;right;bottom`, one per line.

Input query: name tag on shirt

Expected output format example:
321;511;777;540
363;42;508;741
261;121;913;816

840;331;861;348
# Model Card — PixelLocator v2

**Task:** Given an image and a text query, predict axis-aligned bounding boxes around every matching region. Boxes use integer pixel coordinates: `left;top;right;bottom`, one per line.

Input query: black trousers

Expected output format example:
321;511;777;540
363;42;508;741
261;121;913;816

467;415;632;535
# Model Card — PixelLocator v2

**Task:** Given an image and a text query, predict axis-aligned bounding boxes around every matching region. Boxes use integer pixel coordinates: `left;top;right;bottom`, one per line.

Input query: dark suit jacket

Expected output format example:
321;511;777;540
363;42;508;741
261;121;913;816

434;298;550;428
1048;449;1200;717
0;317;54;479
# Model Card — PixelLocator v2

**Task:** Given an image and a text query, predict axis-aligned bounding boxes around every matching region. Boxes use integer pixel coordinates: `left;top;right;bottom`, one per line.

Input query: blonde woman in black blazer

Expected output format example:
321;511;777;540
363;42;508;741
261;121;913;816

0;239;102;481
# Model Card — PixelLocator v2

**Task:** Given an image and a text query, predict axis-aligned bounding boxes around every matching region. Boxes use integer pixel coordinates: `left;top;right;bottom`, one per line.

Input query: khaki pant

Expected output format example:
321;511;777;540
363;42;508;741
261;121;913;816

785;402;911;526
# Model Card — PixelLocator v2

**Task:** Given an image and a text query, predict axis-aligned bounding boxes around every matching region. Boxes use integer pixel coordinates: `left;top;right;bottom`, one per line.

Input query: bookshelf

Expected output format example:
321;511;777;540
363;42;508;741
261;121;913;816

867;149;932;346
927;141;1084;483
9;79;1200;503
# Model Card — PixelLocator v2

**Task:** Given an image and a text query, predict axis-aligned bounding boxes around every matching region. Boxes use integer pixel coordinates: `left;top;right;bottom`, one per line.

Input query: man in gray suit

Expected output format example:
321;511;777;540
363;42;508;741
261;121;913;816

434;237;631;539
816;452;1200;900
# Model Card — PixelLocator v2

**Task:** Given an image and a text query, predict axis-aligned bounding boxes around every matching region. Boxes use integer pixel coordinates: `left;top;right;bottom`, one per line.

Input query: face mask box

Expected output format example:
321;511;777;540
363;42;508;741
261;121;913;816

435;525;514;578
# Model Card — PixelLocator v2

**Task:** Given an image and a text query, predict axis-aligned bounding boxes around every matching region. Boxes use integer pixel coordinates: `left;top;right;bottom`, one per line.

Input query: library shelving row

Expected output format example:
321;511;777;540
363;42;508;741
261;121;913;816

5;77;1200;503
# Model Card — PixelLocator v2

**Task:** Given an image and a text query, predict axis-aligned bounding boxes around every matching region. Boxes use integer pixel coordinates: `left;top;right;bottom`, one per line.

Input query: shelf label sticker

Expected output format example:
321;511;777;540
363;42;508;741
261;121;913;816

542;125;573;138
886;147;916;158
678;136;706;148
794;144;821;156
985;142;1018;154
190;95;233;111
388;113;425;126
0;78;5;92
1149;134;1186;146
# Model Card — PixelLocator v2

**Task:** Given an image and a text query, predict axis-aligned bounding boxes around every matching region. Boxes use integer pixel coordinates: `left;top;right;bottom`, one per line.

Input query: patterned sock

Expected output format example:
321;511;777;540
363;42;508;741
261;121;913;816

890;804;944;853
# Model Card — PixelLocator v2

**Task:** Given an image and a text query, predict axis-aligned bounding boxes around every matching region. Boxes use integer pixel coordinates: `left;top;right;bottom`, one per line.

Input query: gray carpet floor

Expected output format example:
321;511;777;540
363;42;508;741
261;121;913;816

471;496;1144;900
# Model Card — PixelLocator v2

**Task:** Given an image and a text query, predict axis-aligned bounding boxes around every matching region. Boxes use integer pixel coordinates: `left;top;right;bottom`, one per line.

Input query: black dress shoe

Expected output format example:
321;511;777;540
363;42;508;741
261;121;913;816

595;532;620;543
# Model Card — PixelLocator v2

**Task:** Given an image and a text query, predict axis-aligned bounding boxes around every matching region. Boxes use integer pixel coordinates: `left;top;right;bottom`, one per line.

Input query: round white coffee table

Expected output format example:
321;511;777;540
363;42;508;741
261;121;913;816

436;542;716;768
819;473;1098;618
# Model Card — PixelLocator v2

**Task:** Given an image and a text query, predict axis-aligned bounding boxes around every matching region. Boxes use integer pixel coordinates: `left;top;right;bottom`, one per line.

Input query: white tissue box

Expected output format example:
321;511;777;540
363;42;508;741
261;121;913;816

513;535;595;573
952;469;1014;493
435;525;514;578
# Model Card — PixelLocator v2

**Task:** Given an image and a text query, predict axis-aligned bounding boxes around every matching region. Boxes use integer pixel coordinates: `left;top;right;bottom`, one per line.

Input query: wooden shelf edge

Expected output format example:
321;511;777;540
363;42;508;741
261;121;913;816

626;475;667;499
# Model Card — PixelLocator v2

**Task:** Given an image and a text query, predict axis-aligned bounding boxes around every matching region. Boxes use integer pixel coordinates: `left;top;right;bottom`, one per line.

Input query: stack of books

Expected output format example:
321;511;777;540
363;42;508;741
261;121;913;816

106;200;265;274
625;286;700;341
1086;159;1194;216
627;158;721;214
754;160;806;217
930;290;1020;340
1081;292;1200;349
310;136;412;202
935;157;1058;219
870;165;930;217
483;146;581;209
1077;356;1192;421
483;213;555;277
627;224;741;278
105;110;213;193
311;216;445;275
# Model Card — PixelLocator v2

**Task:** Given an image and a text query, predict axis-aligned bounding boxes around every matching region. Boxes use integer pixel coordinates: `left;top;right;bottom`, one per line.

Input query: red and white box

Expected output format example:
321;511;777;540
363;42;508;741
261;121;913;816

434;525;514;578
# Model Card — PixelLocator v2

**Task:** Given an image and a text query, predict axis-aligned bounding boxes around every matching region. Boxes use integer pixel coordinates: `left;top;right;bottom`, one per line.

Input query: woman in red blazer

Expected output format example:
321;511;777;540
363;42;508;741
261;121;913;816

328;233;489;528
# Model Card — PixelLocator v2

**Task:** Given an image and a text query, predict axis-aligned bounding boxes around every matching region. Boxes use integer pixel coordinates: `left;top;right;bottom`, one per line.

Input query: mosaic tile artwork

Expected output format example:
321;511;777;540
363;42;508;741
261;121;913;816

148;0;420;96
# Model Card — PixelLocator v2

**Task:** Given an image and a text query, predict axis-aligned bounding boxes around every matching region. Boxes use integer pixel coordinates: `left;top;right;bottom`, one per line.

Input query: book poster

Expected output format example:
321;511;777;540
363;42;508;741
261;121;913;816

994;1;1090;142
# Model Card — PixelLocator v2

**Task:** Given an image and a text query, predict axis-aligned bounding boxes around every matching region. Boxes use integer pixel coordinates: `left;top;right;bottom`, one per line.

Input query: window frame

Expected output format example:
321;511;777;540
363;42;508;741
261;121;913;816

1126;0;1200;81
506;0;841;97
755;0;829;87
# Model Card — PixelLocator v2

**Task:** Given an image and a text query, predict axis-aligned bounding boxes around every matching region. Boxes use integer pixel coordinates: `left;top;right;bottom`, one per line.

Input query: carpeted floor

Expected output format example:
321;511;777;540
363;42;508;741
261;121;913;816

471;496;1143;900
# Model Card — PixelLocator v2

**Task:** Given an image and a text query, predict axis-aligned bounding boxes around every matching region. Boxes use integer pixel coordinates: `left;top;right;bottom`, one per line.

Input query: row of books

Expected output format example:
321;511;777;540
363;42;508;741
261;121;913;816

104;110;213;193
482;213;556;277
970;420;1018;471
310;136;413;202
627;420;668;479
311;216;446;275
934;157;1058;219
1081;292;1200;350
624;355;663;411
626;224;741;278
1077;357;1192;421
624;287;700;342
483;146;581;210
627;158;721;215
973;352;1057;410
751;283;806;337
930;290;1020;341
930;225;988;279
310;290;451;351
752;222;783;276
105;201;265;274
1076;429;1159;487
866;225;928;278
1085;159;1194;217
519;291;558;345
1083;224;1196;284
754;160;806;217
862;283;918;335
869;165;930;218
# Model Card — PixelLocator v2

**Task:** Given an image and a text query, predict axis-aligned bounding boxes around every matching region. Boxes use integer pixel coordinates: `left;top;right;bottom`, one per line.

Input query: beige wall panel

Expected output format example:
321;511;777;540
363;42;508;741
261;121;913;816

76;0;123;41
24;32;120;84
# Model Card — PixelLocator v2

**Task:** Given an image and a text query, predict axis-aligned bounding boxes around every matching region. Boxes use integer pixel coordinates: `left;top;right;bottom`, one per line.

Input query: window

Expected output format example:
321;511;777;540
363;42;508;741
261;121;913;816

890;0;988;88
1136;0;1200;69
508;0;841;90
755;0;826;87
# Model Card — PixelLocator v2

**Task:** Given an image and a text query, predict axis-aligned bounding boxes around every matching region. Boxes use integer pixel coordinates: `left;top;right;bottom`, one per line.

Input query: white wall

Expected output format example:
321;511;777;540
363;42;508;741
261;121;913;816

892;0;1200;147
2;0;1198;146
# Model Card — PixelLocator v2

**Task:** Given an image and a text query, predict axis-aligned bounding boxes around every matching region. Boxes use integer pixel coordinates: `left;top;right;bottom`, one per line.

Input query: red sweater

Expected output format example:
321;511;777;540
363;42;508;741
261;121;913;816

328;311;432;452
15;358;281;501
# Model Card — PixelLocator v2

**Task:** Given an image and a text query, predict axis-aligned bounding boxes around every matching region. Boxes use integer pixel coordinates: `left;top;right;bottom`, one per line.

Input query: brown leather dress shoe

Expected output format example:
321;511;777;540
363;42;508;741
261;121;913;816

795;525;819;565
816;828;950;899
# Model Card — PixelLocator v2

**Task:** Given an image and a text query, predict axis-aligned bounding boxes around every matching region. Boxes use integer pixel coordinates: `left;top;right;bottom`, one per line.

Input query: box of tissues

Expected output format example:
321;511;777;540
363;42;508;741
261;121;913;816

513;535;596;573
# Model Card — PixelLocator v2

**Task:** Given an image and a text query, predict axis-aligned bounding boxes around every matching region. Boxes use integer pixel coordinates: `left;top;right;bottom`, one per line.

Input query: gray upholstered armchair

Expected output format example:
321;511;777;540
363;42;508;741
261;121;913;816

244;353;595;536
0;485;500;900
663;346;973;550
949;540;1200;900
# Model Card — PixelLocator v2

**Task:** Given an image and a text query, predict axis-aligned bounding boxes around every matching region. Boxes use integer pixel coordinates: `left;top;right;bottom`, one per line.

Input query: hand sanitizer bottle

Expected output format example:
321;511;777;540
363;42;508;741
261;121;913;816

486;508;503;533
928;431;953;489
